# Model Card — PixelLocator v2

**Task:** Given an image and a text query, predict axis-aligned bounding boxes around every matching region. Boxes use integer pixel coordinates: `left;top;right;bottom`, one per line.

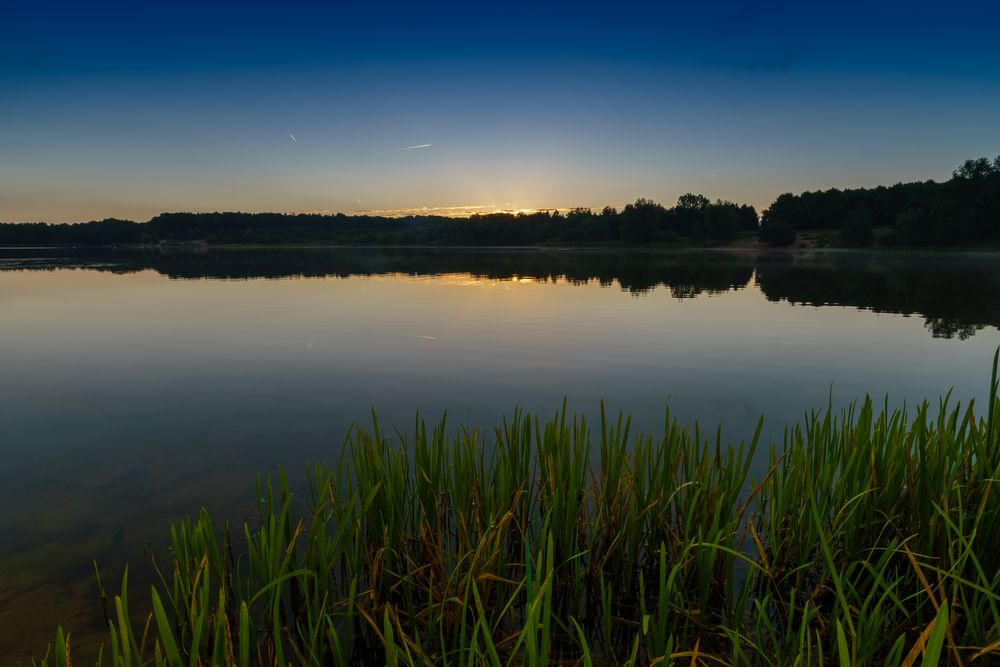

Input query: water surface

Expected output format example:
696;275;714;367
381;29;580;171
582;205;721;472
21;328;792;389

2;246;999;661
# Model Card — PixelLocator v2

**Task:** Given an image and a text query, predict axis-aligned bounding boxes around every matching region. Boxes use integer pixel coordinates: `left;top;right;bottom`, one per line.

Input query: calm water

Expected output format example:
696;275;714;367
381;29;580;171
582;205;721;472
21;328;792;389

2;246;1000;660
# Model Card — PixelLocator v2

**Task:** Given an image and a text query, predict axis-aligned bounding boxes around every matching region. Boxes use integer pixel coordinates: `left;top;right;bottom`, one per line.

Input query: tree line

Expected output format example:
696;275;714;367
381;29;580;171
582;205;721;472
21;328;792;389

2;155;997;248
0;197;758;246
760;156;1000;247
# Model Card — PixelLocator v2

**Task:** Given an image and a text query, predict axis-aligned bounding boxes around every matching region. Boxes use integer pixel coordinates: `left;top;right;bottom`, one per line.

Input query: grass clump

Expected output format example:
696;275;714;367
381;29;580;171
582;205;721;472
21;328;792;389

34;354;1000;666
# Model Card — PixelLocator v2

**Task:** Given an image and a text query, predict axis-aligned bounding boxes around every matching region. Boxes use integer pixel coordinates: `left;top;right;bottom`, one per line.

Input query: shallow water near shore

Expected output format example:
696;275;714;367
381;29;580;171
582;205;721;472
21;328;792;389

2;246;999;661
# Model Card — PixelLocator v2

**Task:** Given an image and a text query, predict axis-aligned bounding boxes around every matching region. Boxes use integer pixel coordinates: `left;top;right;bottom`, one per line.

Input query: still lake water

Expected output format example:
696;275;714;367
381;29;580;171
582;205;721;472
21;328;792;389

2;246;1000;660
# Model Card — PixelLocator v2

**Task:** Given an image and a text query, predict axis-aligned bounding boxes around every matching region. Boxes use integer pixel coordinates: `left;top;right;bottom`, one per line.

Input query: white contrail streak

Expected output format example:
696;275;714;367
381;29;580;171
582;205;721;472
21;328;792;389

390;143;432;152
290;134;297;142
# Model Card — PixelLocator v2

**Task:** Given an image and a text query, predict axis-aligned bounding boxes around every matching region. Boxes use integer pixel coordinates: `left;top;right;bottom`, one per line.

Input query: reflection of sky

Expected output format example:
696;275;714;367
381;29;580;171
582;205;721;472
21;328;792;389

2;1;999;222
3;262;1000;659
3;265;998;448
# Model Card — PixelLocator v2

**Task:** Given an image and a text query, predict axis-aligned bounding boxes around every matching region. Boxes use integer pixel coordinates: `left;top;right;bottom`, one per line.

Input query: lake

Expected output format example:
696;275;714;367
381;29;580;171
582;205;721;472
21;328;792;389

2;246;999;661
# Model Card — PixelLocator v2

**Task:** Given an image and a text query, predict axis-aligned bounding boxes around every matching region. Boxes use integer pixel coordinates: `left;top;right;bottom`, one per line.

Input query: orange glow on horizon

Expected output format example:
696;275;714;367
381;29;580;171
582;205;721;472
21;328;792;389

347;205;578;218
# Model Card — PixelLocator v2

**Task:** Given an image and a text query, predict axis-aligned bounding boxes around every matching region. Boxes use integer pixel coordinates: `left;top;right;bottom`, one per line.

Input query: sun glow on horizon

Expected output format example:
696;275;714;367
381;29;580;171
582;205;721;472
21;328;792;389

348;204;582;218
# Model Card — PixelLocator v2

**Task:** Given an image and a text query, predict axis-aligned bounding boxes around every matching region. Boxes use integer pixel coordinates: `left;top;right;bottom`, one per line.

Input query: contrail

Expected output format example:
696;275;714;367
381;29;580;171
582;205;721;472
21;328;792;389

390;143;431;152
289;134;297;142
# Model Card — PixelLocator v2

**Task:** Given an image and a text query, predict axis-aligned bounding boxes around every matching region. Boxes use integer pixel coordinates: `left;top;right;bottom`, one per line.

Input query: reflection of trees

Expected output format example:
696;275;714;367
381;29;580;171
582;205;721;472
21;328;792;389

925;319;983;341
3;247;999;339
0;247;755;300
754;252;1000;339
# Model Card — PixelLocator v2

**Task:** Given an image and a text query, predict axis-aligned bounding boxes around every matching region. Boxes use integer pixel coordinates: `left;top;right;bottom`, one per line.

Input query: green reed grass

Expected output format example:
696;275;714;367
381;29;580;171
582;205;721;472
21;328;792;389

33;352;1000;666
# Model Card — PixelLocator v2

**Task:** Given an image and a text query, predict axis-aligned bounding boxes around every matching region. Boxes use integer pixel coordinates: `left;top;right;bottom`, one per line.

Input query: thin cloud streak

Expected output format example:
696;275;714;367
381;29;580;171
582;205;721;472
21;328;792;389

389;143;432;152
354;204;493;217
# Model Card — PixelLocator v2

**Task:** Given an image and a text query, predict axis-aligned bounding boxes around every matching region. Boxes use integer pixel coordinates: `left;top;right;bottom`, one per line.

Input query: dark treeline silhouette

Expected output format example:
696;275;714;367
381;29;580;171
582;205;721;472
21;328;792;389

0;197;758;247
761;156;1000;247
3;246;999;339
4;156;998;248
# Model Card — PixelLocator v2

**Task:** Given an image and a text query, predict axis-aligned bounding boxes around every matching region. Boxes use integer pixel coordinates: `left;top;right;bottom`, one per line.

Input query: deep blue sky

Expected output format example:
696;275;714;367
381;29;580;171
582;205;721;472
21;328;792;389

3;0;999;222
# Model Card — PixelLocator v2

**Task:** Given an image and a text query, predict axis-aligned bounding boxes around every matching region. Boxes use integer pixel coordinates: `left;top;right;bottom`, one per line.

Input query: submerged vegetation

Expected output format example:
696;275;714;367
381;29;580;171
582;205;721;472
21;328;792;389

35;356;1000;666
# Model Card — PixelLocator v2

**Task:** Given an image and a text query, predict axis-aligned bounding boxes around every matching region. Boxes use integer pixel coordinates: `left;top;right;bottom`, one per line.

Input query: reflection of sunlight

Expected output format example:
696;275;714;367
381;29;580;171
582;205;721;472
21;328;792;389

357;272;553;288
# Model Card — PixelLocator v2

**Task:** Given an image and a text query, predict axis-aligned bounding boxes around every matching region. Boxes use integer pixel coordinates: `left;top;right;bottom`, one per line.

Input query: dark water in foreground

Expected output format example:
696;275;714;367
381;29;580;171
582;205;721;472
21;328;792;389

2;246;999;661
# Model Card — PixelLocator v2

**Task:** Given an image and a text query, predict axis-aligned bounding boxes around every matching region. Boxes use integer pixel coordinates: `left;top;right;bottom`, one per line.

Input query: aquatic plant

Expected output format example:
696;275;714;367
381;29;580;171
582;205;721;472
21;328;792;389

33;353;1000;665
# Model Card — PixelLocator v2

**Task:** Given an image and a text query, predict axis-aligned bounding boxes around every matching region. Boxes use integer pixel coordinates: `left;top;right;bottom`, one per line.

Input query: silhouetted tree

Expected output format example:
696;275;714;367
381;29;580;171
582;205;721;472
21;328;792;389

676;193;710;210
703;201;740;241
737;204;759;231
665;193;709;235
839;207;874;246
619;198;664;244
895;208;932;245
953;157;998;180
759;220;796;246
762;156;1000;247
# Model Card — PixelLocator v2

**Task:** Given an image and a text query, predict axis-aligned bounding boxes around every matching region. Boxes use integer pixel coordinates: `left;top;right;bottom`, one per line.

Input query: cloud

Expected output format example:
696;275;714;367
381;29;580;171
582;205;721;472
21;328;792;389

389;143;432;152
353;204;495;217
741;47;798;72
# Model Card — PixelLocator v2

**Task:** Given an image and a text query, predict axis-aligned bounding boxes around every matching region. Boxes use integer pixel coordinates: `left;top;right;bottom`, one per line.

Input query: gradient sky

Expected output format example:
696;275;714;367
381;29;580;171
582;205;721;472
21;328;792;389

2;0;1000;222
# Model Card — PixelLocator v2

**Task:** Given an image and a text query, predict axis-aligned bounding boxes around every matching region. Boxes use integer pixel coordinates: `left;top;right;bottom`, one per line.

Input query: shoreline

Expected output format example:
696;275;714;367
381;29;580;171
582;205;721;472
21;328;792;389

3;240;1000;256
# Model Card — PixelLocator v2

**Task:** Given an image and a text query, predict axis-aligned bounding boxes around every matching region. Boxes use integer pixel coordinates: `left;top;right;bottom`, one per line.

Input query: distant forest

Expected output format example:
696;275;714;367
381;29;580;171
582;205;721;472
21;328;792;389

0;196;758;247
761;156;1000;247
1;156;997;248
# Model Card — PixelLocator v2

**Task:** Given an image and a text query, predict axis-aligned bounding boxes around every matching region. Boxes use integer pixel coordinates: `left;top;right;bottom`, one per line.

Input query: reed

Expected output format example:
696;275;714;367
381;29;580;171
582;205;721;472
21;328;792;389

33;353;1000;666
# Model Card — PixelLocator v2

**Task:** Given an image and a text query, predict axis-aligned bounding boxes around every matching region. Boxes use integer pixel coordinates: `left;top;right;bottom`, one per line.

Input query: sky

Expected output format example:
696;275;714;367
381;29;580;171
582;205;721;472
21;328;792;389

2;0;1000;223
